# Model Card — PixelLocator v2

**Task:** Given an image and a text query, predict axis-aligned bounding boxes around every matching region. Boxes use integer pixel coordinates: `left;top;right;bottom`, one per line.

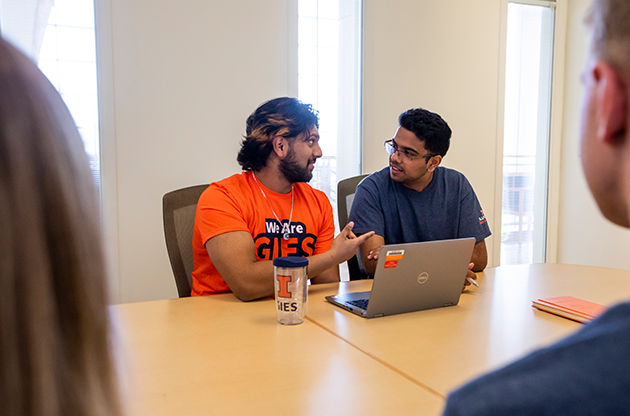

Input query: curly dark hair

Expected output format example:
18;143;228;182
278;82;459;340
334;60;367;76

398;108;451;157
237;97;319;171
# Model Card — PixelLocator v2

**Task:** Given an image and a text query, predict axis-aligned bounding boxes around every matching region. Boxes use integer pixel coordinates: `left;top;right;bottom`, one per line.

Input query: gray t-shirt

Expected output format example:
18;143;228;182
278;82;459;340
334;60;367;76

348;166;491;244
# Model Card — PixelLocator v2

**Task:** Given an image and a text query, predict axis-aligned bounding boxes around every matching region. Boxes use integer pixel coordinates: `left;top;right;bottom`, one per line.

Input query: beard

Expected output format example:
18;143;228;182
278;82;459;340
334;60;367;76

279;148;314;183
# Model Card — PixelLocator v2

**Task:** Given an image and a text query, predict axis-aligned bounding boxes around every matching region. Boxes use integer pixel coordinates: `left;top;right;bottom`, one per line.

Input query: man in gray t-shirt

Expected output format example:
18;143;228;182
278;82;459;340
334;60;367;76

348;108;491;282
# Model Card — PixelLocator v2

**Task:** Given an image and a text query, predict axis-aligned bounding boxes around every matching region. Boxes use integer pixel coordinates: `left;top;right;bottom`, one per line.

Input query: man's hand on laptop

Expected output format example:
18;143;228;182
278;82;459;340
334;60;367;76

366;248;381;261
462;262;477;291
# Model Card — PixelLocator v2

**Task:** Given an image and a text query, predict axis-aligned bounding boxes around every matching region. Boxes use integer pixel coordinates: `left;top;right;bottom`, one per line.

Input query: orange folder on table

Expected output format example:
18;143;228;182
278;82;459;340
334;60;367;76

532;296;608;323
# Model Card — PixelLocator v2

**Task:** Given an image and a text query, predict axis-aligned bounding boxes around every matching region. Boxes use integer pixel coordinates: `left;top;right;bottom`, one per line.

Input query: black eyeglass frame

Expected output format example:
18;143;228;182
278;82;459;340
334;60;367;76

384;139;437;163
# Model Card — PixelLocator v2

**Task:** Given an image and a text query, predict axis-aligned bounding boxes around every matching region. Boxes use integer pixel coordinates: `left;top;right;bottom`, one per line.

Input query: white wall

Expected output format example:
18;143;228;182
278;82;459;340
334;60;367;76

98;0;630;304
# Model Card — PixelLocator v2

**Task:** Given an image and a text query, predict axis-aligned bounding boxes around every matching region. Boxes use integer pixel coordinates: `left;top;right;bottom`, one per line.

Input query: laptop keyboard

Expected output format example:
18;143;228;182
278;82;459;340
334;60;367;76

348;299;369;310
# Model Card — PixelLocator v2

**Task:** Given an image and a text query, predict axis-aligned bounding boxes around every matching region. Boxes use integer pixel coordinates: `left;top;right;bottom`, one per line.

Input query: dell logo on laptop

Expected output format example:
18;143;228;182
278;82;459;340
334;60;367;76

417;272;429;284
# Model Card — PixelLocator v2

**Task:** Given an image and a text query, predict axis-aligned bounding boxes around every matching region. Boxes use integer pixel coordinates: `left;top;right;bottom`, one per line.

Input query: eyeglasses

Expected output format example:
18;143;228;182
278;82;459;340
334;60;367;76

384;139;436;163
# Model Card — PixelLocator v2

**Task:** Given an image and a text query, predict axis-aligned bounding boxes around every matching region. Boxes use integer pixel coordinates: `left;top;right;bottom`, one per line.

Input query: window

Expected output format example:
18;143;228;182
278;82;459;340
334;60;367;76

297;0;362;231
0;0;100;189
500;1;555;265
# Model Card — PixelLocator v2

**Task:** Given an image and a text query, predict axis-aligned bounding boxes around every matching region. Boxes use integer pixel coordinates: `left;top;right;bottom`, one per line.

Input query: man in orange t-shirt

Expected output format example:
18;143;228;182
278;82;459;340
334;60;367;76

191;97;373;300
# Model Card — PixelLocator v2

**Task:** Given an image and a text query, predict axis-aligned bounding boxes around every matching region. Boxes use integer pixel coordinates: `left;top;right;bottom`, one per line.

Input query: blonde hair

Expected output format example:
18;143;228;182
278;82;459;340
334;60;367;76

0;40;122;416
587;0;630;77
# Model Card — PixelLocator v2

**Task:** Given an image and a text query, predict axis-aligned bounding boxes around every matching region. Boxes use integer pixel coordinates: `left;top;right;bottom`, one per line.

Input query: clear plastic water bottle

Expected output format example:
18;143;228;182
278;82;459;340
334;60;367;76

273;257;308;325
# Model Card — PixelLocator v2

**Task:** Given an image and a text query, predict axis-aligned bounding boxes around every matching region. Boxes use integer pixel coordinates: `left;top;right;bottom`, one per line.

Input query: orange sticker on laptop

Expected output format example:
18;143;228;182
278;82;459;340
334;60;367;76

385;249;405;261
384;260;398;268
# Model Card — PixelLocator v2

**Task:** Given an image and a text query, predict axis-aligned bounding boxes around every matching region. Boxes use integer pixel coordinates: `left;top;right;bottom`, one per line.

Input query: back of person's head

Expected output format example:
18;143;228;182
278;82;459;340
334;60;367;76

237;97;319;171
0;39;122;416
588;0;630;77
398;108;451;157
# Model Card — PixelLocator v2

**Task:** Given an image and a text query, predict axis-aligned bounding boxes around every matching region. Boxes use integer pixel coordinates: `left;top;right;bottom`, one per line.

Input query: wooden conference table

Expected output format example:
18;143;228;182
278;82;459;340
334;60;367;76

111;264;630;416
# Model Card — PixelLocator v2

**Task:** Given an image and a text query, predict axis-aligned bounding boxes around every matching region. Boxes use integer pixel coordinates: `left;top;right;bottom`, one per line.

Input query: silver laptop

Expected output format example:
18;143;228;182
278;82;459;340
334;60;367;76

326;238;475;318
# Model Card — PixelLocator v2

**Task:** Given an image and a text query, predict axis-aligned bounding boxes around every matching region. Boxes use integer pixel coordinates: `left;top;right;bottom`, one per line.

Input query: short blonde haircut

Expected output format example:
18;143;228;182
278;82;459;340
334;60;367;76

587;0;630;77
0;40;122;416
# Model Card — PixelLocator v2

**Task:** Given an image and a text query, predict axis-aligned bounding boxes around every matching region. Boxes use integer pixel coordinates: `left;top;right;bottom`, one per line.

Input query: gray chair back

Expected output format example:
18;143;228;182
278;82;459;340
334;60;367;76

163;184;209;297
337;174;368;280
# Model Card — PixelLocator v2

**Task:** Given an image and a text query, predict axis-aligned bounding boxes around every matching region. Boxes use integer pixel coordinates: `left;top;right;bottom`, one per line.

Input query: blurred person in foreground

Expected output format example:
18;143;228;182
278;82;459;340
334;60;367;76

0;39;122;416
442;0;630;414
191;97;373;301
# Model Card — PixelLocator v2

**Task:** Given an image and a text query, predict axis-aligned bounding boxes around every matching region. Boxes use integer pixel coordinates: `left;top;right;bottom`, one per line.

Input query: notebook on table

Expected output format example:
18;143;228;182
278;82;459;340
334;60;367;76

326;237;475;318
532;296;608;323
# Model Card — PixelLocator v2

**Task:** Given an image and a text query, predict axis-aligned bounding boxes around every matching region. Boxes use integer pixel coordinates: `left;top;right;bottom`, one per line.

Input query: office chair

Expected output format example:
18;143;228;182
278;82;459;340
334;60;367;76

163;184;209;297
337;174;369;280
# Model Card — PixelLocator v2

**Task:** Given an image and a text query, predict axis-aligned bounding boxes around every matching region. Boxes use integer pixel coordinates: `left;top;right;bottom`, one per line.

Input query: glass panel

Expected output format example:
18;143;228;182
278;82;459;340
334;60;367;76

298;45;318;75
0;0;100;190
298;73;318;105
318;0;338;19
298;0;362;220
317;19;338;48
298;16;317;46
299;0;318;18
501;2;555;265
298;0;362;280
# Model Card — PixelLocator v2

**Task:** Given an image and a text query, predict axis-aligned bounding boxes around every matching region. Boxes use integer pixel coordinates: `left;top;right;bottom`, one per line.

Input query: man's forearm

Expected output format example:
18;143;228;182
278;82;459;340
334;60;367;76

358;233;385;278
220;260;276;301
361;251;377;277
220;254;339;301
471;240;488;271
217;252;340;301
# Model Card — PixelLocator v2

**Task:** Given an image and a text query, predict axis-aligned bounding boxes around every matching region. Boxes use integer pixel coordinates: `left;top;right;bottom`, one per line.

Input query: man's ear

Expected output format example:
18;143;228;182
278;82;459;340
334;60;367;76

272;135;288;158
594;61;629;145
427;155;442;172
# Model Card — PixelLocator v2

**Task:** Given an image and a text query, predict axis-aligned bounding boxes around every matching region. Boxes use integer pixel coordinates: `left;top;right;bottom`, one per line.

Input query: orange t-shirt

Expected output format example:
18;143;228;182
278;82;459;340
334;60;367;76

191;171;335;296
